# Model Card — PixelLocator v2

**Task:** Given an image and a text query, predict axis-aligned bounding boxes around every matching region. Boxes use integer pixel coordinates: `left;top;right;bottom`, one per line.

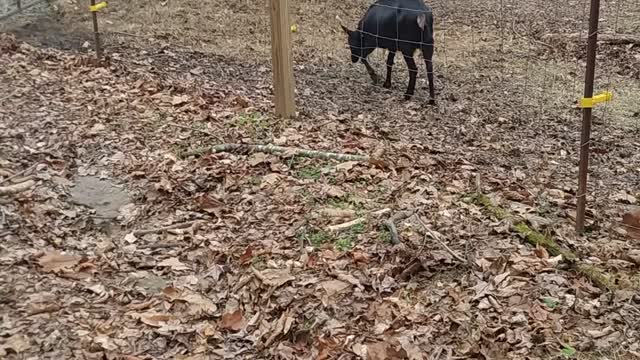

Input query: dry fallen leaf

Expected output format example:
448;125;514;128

622;208;640;240
220;308;246;332
0;334;30;354
157;257;190;271
336;161;358;171
320;279;351;296
163;287;218;316
38;252;82;273
253;268;294;288
131;312;177;327
172;94;190;106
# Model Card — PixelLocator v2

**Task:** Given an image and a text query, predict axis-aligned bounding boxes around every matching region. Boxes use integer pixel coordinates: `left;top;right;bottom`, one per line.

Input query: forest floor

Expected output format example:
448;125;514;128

1;0;640;359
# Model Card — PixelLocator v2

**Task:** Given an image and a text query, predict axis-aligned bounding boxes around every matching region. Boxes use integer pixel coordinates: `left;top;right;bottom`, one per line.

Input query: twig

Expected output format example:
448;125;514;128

0;164;37;185
182;143;371;162
139;242;185;250
397;259;424;281
132;221;198;237
0;180;36;196
511;20;554;49
383;210;415;245
105;30;143;38
0;231;11;237
413;214;468;264
328;208;391;232
165;123;222;142
542;32;640;45
384;218;400;245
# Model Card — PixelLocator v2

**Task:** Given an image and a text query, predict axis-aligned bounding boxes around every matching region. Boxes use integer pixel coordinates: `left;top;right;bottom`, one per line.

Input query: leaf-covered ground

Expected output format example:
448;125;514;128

1;0;640;359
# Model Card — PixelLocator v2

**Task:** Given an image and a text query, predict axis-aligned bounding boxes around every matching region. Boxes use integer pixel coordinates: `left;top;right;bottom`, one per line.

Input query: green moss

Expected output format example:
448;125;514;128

575;264;616;291
474;193;509;220
512;222;577;261
472;191;628;291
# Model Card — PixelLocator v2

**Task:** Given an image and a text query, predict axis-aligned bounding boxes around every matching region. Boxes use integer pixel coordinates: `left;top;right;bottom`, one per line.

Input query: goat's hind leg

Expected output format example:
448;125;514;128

422;44;436;105
402;52;418;100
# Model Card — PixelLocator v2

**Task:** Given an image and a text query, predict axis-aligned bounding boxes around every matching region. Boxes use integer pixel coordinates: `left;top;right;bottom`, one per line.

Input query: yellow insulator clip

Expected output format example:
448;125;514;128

580;91;613;108
89;1;107;12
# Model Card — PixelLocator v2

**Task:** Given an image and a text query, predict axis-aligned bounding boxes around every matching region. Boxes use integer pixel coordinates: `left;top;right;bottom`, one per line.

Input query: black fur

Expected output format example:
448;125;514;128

342;0;435;104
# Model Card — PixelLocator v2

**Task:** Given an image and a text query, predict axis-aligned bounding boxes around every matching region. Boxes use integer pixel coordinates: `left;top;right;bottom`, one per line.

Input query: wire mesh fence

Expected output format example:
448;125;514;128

1;0;638;231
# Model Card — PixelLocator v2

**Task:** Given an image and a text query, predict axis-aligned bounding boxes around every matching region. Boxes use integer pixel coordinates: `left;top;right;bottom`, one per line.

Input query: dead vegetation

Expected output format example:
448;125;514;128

1;0;640;358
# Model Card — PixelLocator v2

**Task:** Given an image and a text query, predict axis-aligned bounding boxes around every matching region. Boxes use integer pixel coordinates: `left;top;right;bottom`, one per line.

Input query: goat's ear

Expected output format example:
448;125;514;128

340;24;352;35
417;14;427;31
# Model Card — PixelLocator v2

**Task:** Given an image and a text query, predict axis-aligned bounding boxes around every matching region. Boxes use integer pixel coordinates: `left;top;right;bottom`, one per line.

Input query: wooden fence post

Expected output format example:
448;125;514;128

269;0;296;118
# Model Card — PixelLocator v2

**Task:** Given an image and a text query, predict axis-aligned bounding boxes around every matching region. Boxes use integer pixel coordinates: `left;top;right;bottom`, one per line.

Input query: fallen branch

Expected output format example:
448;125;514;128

182;143;371;162
472;193;624;291
132;221;199;237
397;259;424;281
383;210;415;245
328;208;391;232
0;180;36;196
0;164;37;185
542;32;640;45
413;214;468;264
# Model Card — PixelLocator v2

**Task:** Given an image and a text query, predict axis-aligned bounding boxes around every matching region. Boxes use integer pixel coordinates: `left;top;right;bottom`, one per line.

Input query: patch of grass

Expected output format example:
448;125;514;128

327;194;365;211
560;344;577;358
233;111;268;131
169;143;190;158
335;237;353;252
295;165;322;180
297;229;331;248
247;176;261;186
332;222;365;252
541;297;559;310
251;255;266;270
378;228;392;244
350;222;365;235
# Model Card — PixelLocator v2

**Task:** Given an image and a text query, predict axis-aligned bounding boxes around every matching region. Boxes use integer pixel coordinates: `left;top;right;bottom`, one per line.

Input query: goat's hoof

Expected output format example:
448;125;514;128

383;81;391;89
428;99;436;106
370;76;379;85
404;94;413;101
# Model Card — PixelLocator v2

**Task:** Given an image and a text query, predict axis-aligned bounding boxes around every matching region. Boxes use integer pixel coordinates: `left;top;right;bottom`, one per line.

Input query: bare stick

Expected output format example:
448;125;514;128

542;32;640;45
384;219;400;245
0;164;37;185
183;143;370;162
165;123;222;142
132;221;198;237
413;214;467;264
328;208;391;232
383;210;415;245
0;180;36;196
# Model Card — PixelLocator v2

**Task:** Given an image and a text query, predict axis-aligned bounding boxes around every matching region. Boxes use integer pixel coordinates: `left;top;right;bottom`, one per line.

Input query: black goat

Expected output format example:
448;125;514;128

341;0;435;104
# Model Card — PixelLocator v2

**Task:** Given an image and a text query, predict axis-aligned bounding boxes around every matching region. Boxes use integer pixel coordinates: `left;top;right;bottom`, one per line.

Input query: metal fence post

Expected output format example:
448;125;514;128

575;0;602;233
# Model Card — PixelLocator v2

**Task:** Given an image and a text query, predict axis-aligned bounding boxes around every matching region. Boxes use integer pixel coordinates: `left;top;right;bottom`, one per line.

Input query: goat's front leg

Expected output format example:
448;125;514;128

361;58;379;85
